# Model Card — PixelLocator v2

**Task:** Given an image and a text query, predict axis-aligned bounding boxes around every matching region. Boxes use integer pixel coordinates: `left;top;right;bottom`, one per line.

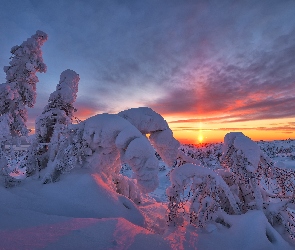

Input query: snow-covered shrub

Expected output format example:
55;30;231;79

24;70;80;176
221;132;265;211
167;163;240;227
261;157;295;201
261;165;295;239
174;149;201;167
118;107;180;166
43;113;159;194
176;143;223;169
264;200;295;240
258;139;295;160
0;30;47;139
221;133;295;239
167;132;295;241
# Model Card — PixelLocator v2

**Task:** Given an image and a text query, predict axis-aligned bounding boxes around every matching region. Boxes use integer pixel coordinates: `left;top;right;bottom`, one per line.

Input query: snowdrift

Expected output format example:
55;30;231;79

0;167;293;249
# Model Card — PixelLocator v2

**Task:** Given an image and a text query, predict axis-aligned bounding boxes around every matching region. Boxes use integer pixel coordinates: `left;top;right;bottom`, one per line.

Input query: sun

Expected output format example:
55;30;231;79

198;134;204;143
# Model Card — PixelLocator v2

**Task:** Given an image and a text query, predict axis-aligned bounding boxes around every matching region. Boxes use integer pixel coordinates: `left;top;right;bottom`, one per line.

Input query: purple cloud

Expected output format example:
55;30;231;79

146;26;295;123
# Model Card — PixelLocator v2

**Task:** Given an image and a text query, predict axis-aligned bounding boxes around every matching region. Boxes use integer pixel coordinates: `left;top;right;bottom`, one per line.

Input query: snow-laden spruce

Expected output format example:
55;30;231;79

0;30;47;140
118;107;180;166
36;69;80;142
43;113;160;194
24;69;80;176
0;30;47;186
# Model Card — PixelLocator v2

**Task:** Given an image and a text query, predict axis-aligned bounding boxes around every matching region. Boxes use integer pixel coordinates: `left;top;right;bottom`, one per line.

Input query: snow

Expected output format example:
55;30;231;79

0;170;170;250
223;132;261;170
118;107;180;166
49;113;160;193
192;211;293;250
118;107;169;134
1;139;295;249
0;113;12;141
48;69;79;105
0;30;48;138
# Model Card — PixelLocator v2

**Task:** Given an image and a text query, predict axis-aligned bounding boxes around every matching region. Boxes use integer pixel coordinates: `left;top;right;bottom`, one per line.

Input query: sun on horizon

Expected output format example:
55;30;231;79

198;134;204;143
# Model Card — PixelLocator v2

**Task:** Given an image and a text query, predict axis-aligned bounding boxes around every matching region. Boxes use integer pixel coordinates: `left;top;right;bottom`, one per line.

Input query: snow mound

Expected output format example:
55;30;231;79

0;171;144;227
175;210;293;250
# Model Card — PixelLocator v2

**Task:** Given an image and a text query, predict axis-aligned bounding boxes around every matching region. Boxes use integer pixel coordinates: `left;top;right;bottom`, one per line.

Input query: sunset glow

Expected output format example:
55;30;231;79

167;116;295;144
198;134;204;143
0;1;294;144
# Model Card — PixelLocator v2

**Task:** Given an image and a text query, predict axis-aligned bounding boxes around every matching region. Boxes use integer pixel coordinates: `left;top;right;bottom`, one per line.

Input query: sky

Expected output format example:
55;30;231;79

0;0;295;144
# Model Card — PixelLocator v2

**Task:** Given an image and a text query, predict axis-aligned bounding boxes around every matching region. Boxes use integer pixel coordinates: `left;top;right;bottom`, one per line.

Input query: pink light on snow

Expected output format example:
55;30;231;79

164;226;187;250
111;218;152;250
0;218;98;249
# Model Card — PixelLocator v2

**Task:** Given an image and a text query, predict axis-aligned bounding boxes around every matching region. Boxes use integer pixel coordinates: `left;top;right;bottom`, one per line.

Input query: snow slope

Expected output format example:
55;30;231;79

0;170;169;249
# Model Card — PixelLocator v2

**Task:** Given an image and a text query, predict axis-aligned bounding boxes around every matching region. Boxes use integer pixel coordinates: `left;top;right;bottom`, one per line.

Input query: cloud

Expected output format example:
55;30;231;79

174;125;295;133
1;0;295;131
170;115;233;124
146;26;295;123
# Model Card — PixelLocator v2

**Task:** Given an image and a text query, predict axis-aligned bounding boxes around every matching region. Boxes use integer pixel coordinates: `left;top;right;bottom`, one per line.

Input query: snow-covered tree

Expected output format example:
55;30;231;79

118;107;180;166
39;108;180;203
36;69;79;143
0;30;48;140
0;31;47;185
25;69;80;176
43;113;160;195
